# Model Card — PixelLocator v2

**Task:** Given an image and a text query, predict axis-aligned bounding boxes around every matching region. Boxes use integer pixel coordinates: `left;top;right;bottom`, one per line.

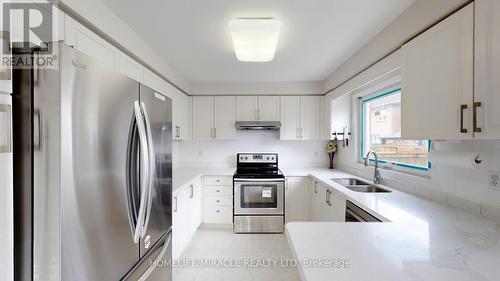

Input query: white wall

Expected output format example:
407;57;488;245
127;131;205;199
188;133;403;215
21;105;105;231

173;130;329;168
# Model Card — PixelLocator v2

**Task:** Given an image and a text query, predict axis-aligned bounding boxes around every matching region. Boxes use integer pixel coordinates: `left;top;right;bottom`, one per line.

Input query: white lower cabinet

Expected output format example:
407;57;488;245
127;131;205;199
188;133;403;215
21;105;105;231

309;180;345;222
285;177;309;223
202;176;233;225
172;178;202;259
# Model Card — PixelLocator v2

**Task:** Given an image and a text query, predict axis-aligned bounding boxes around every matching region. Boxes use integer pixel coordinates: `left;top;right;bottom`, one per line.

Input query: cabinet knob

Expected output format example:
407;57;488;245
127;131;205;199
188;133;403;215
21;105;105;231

216;210;220;213
216;190;220;192
216;200;220;203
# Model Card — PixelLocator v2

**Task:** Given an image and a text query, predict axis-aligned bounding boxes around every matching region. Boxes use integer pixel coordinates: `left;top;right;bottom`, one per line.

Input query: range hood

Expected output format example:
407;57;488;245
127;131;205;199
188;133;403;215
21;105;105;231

235;121;281;130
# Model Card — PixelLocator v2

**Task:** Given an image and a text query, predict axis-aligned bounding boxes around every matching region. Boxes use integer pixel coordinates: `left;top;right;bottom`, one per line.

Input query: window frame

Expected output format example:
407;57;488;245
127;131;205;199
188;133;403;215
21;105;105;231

360;88;431;172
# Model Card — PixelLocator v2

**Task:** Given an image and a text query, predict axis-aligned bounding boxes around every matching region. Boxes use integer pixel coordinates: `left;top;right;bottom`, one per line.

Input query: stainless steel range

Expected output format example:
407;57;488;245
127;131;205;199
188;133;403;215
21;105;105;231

233;153;285;234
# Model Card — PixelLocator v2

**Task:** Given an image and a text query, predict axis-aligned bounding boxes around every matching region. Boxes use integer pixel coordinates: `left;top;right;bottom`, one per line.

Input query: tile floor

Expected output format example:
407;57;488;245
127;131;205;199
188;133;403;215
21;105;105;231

173;228;301;281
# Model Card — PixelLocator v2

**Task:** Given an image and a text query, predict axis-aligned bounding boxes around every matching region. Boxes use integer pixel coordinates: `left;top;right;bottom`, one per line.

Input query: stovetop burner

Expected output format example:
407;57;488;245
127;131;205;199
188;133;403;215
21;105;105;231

234;153;284;179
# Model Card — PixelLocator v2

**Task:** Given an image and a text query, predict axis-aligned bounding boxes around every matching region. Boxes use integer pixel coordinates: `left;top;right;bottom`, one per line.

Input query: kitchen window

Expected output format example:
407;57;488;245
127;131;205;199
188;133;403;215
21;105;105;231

361;88;430;171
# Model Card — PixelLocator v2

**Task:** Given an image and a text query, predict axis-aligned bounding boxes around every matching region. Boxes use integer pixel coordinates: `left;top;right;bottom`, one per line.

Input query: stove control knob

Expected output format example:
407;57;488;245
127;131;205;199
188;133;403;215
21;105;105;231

245;157;248;160
266;157;270;160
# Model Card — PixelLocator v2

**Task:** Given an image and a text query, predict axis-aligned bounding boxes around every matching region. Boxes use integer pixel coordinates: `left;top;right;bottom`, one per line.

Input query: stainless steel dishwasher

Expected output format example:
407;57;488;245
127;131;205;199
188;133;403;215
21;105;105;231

345;201;382;222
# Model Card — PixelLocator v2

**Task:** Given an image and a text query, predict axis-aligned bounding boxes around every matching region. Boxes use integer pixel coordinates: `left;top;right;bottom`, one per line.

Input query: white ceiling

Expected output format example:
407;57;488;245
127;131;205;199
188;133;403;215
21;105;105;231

102;0;415;83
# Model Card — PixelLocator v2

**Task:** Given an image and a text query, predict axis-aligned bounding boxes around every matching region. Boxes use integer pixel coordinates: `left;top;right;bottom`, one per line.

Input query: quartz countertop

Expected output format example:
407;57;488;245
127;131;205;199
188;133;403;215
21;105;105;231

282;168;500;281
172;166;500;280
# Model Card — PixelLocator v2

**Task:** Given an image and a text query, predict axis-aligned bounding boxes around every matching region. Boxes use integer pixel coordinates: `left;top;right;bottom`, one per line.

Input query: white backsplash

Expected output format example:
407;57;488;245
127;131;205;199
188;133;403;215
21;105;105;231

336;139;500;222
173;130;329;168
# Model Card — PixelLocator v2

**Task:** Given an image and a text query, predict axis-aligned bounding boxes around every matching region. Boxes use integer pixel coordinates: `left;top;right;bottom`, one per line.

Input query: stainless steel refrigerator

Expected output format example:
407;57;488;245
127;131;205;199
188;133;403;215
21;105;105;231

12;43;172;281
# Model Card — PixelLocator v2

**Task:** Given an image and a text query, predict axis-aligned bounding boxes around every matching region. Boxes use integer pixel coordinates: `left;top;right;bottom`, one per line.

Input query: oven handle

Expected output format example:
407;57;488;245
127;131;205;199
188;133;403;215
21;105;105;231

234;178;285;182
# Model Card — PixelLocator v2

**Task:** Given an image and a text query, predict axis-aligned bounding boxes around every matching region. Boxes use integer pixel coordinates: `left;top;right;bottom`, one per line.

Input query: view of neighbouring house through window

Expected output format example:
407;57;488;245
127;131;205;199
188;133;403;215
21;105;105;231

361;89;430;170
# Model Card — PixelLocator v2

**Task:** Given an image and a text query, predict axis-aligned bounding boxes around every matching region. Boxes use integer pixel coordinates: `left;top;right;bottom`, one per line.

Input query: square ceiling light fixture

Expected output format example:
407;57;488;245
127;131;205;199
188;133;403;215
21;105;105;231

229;18;281;62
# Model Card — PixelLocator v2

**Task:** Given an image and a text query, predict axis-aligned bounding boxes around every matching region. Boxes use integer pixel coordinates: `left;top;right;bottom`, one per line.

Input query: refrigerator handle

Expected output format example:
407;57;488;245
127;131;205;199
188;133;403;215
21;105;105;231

141;101;155;238
138;233;172;281
133;101;150;244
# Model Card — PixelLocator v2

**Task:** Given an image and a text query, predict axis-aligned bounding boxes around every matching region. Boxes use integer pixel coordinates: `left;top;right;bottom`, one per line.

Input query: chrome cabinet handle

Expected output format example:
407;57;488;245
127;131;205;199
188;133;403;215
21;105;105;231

296;128;299;139
214;128;217;139
300;128;304;138
326;189;332;206
216;200;220;203
175;126;180;138
216;189;220;193
141;102;155;238
216;210;220;213
133;101;150;244
174;196;178;212
460;104;468;133
314;181;318;194
473;102;482;133
190;184;194;199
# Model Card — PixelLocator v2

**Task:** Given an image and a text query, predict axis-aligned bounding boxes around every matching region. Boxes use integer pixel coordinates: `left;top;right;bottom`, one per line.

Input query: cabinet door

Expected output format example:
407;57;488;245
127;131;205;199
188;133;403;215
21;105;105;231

172;187;189;259
64;16;120;69
119;52;143;82
320;96;332;140
285;177;309;223
331;94;351;140
236;96;258;121
258;96;280;121
192;96;214;140
300;96;320;140
280;96;300;140
475;0;500;139
401;4;474;140
214;96;237;139
172;89;191;140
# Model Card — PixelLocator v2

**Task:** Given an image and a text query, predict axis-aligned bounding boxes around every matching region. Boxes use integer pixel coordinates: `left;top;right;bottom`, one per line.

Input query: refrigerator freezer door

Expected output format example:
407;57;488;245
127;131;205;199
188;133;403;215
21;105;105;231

58;45;141;280
139;85;173;258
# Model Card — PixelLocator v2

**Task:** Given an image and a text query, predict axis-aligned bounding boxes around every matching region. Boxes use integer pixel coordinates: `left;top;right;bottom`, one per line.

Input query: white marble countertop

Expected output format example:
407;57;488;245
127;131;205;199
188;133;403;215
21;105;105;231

282;168;500;281
172;166;500;280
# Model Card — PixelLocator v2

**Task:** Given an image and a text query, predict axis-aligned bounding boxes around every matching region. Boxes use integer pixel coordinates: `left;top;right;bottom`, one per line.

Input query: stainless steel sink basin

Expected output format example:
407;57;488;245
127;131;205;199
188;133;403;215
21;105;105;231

331;178;392;193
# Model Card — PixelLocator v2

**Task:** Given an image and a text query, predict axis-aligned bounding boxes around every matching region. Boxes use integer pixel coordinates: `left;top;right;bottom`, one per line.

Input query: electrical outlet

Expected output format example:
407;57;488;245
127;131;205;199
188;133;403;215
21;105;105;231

489;171;500;189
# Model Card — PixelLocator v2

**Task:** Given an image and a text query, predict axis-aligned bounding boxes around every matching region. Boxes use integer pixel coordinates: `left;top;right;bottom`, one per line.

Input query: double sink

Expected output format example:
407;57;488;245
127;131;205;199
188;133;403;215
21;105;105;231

332;178;391;193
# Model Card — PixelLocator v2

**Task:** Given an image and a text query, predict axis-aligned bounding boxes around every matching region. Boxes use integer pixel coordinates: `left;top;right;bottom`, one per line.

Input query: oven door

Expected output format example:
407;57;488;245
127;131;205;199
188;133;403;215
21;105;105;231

234;179;284;215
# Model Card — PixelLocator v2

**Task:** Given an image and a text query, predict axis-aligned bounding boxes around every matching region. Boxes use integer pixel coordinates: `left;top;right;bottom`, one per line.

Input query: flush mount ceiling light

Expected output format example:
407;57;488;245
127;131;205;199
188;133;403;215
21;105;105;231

229;18;281;62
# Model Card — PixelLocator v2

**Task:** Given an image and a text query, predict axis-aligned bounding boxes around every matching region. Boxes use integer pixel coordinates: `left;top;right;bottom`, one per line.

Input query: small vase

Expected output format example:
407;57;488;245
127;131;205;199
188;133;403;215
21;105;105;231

328;152;335;169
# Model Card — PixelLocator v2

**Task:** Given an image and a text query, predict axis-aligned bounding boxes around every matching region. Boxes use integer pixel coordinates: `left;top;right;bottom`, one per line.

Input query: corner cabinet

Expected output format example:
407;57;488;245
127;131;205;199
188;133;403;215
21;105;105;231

280;96;320;140
236;96;280;121
401;4;474;140
192;96;237;140
475;0;500;139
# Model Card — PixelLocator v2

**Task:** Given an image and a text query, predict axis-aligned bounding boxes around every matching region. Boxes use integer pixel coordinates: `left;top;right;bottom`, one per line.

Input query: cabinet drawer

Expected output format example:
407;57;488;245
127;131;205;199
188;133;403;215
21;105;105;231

204;176;232;186
203;206;233;224
203;186;232;196
204;196;233;206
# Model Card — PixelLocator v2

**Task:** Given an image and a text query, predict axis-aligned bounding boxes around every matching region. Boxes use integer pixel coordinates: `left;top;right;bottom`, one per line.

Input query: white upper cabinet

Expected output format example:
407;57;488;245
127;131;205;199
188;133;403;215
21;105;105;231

192;96;215;140
64;16;120;69
258;96;280;121
320;96;332;140
214;96;237;139
236;96;258;121
193;96;237;140
280;96;301;140
475;0;500;139
331;94;351;140
237;96;280;121
280;96;320;140
401;4;474;140
300;96;320;140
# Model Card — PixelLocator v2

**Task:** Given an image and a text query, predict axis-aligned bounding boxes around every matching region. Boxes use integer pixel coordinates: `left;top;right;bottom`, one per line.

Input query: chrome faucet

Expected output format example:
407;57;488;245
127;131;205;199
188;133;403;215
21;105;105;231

365;151;383;184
